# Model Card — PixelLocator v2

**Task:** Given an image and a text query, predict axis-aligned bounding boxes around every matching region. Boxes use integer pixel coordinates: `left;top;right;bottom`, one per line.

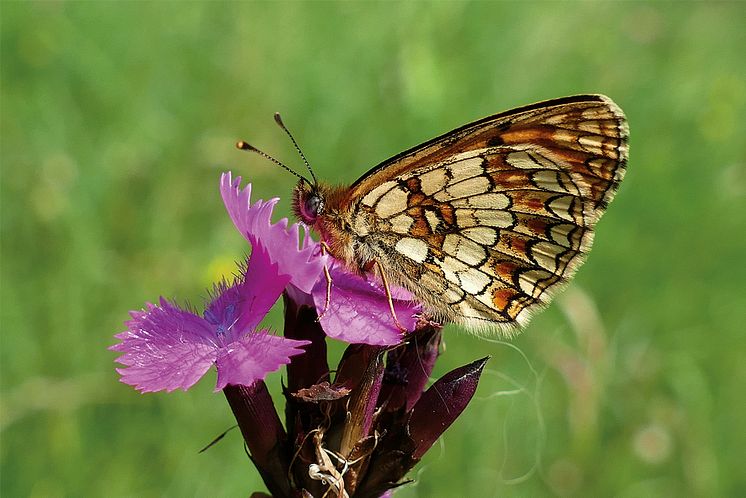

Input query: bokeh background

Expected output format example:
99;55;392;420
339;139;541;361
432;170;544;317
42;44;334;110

2;2;745;497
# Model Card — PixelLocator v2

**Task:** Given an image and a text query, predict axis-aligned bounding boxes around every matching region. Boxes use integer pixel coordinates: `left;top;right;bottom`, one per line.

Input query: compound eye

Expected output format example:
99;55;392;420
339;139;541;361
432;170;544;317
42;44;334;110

305;194;324;218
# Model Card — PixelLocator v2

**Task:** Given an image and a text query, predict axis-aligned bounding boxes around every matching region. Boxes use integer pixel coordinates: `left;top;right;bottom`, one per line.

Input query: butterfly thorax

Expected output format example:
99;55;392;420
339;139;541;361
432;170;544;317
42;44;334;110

293;181;374;274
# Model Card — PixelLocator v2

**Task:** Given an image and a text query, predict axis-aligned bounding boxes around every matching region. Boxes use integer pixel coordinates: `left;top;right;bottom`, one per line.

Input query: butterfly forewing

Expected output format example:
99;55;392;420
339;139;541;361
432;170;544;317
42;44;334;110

343;95;628;334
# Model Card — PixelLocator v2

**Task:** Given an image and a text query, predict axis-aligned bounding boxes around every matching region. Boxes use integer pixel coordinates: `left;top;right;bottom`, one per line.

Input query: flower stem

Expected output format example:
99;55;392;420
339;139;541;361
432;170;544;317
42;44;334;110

224;382;292;497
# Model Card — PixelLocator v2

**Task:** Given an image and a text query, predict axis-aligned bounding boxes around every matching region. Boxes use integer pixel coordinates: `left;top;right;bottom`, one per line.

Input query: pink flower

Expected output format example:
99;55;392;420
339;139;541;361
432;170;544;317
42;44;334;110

111;173;331;393
112;172;487;497
111;245;310;392
114;172;426;394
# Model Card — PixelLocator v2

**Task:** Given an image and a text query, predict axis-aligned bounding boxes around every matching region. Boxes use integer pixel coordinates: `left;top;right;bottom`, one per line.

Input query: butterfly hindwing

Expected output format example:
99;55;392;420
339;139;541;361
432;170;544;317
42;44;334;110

344;95;628;334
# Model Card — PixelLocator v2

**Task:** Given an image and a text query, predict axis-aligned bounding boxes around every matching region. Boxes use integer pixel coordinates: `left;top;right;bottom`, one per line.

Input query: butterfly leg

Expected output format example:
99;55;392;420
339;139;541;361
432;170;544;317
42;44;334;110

316;242;333;321
374;260;407;333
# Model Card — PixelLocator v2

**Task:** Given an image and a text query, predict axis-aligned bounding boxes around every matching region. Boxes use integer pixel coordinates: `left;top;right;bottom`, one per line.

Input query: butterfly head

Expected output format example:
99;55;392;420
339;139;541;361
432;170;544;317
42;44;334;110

292;180;325;225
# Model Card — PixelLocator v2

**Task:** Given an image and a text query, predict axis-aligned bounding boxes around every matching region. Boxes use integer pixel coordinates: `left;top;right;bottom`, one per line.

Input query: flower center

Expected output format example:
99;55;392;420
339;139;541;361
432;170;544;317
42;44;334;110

204;303;237;339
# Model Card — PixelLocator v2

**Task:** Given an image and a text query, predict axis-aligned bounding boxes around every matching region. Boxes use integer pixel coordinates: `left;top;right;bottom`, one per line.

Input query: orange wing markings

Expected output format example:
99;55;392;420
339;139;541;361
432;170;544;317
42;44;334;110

511;213;585;250
492;288;522;314
337;95;627;332
346;95;625;199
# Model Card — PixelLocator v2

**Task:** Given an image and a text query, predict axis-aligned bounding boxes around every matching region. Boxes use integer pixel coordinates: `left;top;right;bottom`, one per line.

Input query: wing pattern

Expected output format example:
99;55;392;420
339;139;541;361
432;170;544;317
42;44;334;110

346;95;628;334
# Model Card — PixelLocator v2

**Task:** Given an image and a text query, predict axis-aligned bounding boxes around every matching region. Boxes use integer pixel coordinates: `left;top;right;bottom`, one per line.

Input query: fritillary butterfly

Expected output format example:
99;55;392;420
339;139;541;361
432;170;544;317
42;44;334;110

242;95;628;336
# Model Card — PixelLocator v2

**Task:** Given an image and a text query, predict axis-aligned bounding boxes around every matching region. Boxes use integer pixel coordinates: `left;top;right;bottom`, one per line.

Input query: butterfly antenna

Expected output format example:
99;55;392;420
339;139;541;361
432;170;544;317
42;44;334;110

235;140;310;184
273;112;318;186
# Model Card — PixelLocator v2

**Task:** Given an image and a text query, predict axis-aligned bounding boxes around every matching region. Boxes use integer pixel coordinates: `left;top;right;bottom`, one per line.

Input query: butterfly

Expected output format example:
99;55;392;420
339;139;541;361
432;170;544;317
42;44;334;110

239;95;628;336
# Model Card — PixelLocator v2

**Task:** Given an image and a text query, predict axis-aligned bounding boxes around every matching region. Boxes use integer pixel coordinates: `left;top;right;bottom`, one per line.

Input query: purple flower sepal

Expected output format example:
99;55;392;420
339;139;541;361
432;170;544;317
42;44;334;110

380;325;442;412
279;317;488;498
408;356;489;459
349;354;488;497
223;381;292;498
111;244;311;393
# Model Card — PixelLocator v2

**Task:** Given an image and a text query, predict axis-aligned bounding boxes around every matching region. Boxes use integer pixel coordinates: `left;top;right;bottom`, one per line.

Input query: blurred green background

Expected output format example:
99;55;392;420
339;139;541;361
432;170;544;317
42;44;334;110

2;2;745;497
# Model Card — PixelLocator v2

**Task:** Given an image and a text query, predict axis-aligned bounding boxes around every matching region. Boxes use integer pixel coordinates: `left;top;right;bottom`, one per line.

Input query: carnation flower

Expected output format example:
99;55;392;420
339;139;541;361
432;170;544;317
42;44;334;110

113;172;488;498
111;245;310;392
112;173;337;392
220;172;325;294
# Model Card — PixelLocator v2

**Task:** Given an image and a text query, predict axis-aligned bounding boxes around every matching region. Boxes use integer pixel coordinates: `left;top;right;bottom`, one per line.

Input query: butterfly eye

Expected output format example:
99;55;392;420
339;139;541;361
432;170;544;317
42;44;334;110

304;193;324;221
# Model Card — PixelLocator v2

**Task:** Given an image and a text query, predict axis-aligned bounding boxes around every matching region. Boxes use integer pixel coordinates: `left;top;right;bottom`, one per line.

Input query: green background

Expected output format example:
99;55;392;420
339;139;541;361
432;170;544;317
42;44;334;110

2;2;744;497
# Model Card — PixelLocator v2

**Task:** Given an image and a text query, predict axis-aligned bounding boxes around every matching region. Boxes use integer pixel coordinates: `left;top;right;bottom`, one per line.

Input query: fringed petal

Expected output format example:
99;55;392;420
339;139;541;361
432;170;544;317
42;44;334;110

220;172;326;293
214;331;310;391
111;299;218;392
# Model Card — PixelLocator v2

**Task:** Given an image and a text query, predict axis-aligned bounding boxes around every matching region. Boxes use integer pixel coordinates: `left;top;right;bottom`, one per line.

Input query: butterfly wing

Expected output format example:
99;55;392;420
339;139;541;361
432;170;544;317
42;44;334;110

344;95;628;334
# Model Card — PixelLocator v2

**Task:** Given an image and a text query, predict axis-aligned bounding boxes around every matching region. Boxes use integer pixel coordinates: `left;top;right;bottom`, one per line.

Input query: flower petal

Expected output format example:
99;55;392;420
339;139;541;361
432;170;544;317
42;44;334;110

220;172;326;293
312;265;421;345
214;331;310;391
111;299;218;392
205;247;291;340
240;244;293;331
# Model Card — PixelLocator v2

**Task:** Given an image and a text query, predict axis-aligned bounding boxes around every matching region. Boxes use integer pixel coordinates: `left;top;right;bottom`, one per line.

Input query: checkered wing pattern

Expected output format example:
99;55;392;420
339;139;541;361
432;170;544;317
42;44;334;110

344;95;628;334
